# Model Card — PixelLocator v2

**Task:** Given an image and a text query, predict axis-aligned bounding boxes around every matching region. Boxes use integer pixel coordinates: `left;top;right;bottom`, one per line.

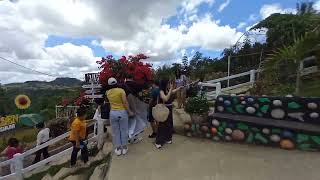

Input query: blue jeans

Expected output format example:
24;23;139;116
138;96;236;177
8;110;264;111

110;110;129;148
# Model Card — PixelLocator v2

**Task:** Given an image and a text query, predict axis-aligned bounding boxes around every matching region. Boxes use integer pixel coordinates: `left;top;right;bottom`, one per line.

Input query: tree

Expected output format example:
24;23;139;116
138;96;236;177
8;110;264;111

296;2;316;15
182;54;188;71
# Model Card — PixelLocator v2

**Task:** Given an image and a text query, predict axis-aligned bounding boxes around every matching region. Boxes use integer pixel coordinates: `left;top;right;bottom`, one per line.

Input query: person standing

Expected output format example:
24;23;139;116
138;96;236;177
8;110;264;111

33;122;50;164
69;108;89;167
148;80;160;138
106;77;134;156
155;79;181;149
175;70;188;109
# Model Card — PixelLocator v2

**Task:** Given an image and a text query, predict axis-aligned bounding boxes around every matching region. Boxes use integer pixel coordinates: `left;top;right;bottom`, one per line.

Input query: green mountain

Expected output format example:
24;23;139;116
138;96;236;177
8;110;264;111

0;78;83;120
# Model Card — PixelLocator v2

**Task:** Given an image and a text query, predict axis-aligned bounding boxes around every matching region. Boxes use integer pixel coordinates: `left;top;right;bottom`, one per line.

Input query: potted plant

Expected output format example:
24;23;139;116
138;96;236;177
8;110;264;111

184;96;210;124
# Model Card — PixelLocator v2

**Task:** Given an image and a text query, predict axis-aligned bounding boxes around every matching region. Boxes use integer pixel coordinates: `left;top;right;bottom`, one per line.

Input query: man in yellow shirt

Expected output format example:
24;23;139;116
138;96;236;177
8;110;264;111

69;108;88;167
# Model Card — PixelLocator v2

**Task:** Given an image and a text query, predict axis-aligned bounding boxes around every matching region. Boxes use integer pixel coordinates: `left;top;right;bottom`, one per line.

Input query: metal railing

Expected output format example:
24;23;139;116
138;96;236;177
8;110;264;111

200;69;257;100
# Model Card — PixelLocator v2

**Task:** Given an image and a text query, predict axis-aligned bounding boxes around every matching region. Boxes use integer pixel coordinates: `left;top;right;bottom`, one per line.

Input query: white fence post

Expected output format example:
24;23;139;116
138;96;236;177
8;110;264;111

97;119;104;149
215;82;221;98
250;70;255;84
12;153;23;180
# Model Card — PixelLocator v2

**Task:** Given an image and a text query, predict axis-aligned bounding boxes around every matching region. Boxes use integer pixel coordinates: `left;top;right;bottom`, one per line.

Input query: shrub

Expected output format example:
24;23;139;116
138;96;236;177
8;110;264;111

185;96;210;115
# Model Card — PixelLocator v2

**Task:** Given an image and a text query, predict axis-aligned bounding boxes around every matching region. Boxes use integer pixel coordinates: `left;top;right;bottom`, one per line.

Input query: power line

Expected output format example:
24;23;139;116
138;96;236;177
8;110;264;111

0;56;57;77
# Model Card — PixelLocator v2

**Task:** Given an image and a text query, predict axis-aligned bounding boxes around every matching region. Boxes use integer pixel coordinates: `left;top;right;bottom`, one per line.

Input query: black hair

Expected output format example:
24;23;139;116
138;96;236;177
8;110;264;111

8;138;19;148
77;107;87;117
159;78;169;92
94;98;105;105
36;122;45;129
153;79;160;86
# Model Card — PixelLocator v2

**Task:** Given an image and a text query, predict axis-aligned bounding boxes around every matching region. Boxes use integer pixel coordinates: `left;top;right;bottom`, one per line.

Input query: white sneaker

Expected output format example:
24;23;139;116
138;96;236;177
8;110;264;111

122;146;128;155
155;143;162;149
115;148;122;156
166;140;172;144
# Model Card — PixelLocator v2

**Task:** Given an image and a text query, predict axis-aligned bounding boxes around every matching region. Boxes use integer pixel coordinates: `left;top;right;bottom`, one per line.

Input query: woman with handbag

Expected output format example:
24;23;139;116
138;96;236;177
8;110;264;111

154;78;182;149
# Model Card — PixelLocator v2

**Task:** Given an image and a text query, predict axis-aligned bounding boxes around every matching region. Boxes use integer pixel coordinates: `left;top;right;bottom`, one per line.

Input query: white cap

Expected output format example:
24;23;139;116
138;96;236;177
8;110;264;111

108;77;117;85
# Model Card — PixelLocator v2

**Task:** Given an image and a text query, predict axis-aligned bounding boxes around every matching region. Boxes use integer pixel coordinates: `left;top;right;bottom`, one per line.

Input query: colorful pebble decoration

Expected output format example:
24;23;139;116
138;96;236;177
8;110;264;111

183;95;320;152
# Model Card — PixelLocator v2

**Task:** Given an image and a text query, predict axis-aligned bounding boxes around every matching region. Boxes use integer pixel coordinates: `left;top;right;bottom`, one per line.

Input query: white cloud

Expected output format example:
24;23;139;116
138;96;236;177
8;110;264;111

260;3;296;19
237;22;247;29
0;0;241;83
218;0;231;12
315;1;320;11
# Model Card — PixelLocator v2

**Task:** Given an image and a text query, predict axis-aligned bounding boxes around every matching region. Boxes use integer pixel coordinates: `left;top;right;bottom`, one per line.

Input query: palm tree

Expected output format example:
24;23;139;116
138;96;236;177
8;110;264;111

296;2;316;15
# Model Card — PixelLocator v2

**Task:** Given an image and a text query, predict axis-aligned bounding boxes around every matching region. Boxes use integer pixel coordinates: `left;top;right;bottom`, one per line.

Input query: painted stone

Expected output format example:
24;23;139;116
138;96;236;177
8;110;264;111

282;130;294;138
212;119;220;126
288;112;305;122
258;97;270;103
231;130;245;141
218;97;224;102
297;134;309;143
184;123;191;130
226;107;236;113
307;102;318;110
221;122;228;128
280;139;295;150
206;133;211;138
213;136;220;141
211;127;217;135
218;126;224;132
231;94;237;97
310;112;319;119
288;102;301;109
273;100;282;106
262;128;270;135
225;128;233;134
232;98;239;104
256;112;263;117
271;128;281;134
228;123;236;129
247;97;254;103
246;132;254;143
240;96;245;100
241;101;246;105
251;127;259;132
260;105;269;113
246;107;256;114
217;106;224;112
270;134;281;142
235;105;245;113
224;100;231;106
191;124;196;132
237;123;249;130
271;109;286;119
311;136;320;145
262;95;267;97
255;133;268;144
286;94;293;97
225;135;232;141
254;104;259;108
201;126;209;133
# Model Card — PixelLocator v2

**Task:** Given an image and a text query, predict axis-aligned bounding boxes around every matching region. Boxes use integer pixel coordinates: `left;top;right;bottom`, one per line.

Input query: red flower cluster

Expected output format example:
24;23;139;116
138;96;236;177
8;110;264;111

60;92;89;107
97;54;153;86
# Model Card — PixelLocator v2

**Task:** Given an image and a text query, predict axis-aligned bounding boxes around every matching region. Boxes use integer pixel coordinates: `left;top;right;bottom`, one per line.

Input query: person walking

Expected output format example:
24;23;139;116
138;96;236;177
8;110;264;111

148;80;160;138
106;77;134;156
155;79;182;149
33;122;50;164
69;108;89;167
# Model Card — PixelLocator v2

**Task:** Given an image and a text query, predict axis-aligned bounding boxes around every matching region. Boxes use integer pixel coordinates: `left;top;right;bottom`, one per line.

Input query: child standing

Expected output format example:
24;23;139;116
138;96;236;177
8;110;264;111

0;138;24;172
33;122;50;164
69;108;89;167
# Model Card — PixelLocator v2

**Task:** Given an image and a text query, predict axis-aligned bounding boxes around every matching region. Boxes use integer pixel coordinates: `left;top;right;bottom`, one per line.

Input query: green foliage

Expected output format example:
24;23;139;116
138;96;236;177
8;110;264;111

185;96;210;115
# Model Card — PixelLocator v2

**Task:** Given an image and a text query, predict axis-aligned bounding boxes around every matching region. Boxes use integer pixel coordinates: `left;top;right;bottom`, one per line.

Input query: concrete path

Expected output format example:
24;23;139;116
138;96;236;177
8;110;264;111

108;112;319;180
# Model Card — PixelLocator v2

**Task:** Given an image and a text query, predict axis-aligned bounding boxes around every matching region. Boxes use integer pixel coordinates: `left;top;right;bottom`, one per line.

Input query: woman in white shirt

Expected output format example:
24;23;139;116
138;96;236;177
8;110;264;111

33;122;50;164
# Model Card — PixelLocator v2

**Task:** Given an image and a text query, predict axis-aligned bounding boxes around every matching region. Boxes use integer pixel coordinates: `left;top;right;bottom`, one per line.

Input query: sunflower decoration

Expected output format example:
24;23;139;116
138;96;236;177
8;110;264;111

15;94;31;110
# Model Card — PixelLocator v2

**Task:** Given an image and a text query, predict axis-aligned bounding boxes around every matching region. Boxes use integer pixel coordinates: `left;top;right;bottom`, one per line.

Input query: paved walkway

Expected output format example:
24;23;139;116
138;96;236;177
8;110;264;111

108;111;319;180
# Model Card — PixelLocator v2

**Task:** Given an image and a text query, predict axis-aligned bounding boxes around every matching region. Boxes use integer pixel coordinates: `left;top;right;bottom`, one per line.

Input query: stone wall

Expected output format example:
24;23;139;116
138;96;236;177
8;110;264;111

184;95;320;151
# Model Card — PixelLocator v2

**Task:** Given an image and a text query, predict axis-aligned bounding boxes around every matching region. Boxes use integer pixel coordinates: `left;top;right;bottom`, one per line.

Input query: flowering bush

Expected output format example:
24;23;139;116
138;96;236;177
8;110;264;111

59;91;89;107
96;54;153;87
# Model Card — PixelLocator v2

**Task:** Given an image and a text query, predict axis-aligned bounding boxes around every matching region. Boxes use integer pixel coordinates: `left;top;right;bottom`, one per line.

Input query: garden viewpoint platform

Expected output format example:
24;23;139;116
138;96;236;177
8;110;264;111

108;111;320;180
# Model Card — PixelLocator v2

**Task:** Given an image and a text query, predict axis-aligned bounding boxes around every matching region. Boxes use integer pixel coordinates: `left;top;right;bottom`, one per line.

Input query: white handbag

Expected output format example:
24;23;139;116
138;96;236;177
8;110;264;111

152;97;169;122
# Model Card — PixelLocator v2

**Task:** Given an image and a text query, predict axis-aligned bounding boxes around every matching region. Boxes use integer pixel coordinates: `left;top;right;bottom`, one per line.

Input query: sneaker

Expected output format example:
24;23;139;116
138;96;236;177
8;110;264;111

122;146;128;155
155;143;162;149
148;133;157;138
166;140;172;144
114;147;122;156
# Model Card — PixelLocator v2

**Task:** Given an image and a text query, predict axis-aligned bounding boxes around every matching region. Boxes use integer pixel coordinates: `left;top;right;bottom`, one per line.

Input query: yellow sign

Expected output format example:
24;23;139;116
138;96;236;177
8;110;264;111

0;115;19;132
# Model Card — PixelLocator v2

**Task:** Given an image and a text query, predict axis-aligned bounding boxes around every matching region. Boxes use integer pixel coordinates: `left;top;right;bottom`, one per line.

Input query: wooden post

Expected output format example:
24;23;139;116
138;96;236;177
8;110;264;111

215;82;221;98
250;70;256;85
97;119;104;149
227;56;231;87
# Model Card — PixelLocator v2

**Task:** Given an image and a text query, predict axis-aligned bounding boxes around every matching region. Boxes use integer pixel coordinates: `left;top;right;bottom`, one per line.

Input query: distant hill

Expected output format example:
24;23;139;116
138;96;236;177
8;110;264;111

4;77;83;89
